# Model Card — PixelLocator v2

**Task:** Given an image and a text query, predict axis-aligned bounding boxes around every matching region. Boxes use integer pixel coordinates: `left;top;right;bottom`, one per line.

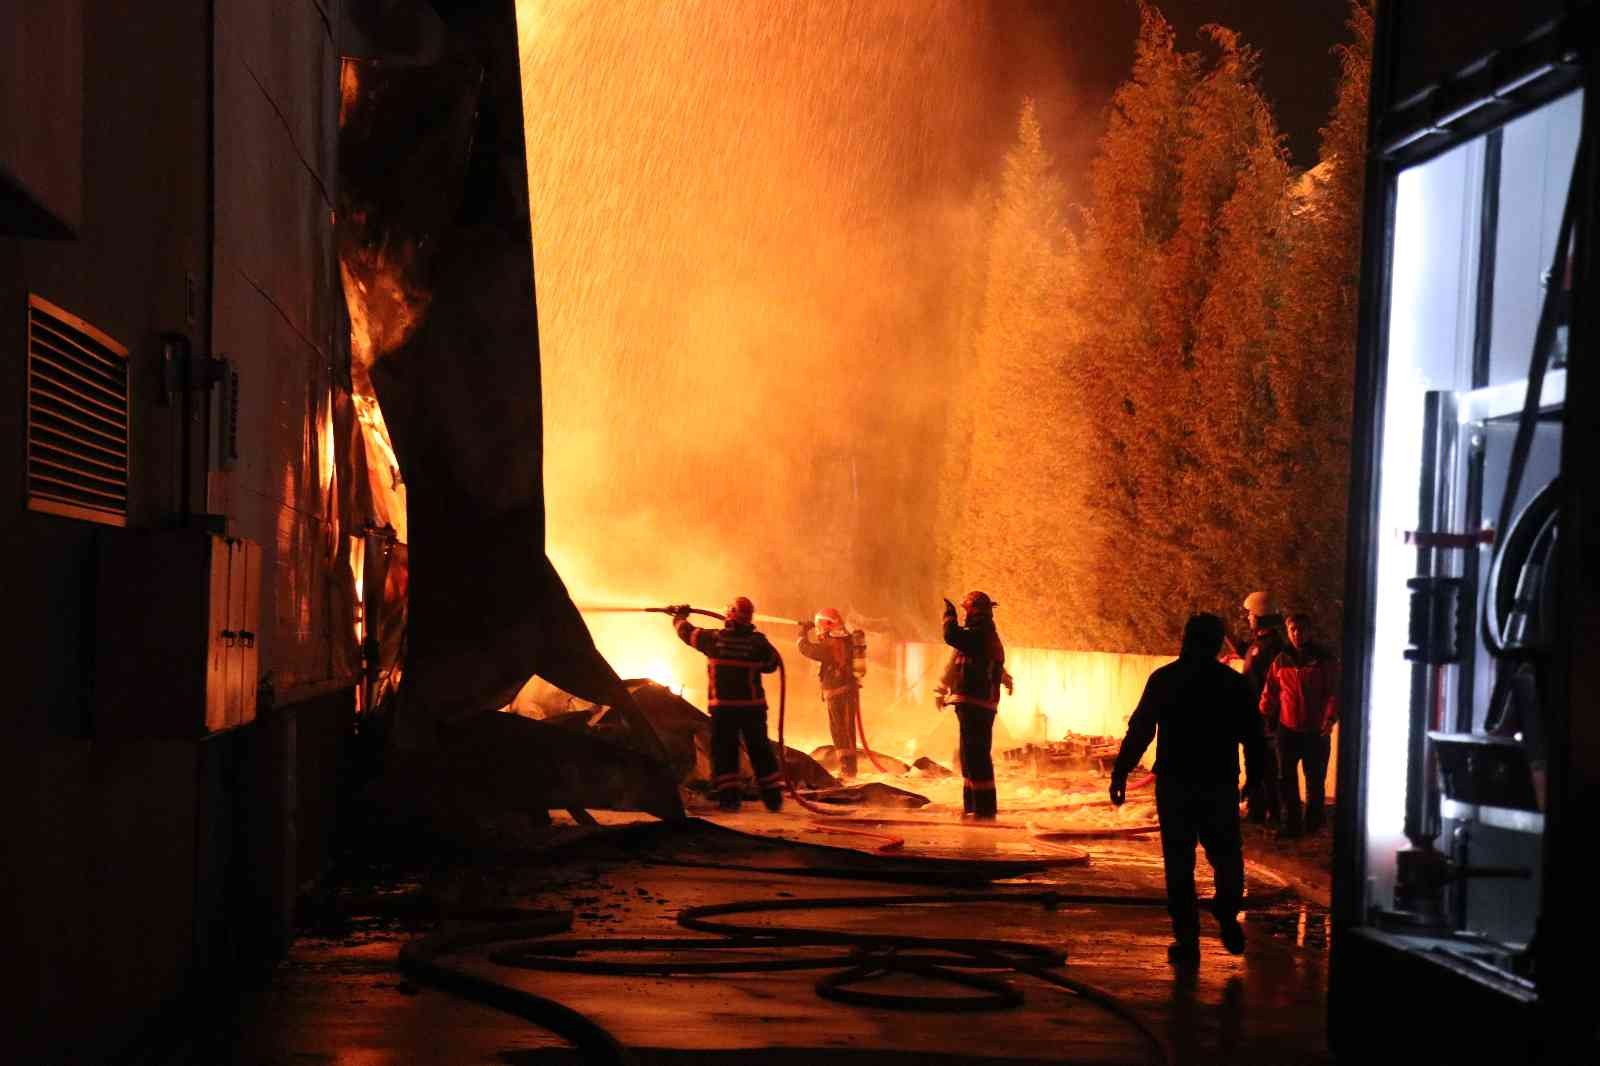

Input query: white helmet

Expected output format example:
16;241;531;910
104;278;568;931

1242;591;1274;616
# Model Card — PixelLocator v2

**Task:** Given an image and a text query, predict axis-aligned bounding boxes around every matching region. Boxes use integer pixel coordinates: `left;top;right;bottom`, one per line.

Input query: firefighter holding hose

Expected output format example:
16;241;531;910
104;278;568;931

670;597;785;812
797;607;862;779
941;591;1010;819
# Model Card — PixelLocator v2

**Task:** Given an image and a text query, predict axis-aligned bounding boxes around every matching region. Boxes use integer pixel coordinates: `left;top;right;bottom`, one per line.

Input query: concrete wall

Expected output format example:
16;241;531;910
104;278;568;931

895;641;1339;792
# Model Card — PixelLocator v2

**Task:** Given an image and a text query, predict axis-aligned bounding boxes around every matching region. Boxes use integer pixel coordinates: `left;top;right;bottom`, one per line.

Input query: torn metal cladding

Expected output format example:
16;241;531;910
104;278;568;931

337;1;679;818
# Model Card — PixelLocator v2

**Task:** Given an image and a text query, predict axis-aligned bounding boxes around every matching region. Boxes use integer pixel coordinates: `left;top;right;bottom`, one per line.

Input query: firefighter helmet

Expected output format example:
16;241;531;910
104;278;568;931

1242;590;1274;616
725;596;755;624
814;607;844;633
961;591;996;616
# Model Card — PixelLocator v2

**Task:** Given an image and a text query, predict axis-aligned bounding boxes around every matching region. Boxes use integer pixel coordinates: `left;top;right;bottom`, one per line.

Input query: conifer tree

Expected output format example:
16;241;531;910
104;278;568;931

1272;0;1372;623
1072;2;1199;648
948;100;1090;646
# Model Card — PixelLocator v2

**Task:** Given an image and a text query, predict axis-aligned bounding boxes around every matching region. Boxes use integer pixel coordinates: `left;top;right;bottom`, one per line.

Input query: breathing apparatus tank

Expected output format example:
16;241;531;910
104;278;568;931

850;628;867;679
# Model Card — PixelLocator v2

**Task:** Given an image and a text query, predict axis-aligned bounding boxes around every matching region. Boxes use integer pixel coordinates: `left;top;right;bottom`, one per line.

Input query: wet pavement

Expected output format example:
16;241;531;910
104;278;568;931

185;801;1335;1066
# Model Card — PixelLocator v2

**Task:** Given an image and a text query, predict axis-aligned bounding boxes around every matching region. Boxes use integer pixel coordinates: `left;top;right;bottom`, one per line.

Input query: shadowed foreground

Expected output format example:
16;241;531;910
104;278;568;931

179;812;1331;1065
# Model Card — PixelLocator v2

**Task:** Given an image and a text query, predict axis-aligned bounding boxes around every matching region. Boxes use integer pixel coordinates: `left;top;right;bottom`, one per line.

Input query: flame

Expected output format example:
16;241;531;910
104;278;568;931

352;392;408;543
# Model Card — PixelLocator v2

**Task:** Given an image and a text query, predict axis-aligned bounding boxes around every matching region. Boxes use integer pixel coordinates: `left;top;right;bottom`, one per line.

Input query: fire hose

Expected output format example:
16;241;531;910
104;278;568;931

582;603;907;846
580;602;900;773
578;602;1164;846
403;890;1180;1066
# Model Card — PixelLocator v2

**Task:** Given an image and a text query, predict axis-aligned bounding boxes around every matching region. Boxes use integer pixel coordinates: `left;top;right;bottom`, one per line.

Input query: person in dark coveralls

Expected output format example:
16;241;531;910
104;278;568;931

942;591;1010;819
1111;612;1267;968
1232;590;1285;825
797;607;861;779
1260;611;1340;838
671;597;784;812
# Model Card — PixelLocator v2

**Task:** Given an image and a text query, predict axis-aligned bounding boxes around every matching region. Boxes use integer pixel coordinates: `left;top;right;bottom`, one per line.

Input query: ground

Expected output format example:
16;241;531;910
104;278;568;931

179;784;1335;1066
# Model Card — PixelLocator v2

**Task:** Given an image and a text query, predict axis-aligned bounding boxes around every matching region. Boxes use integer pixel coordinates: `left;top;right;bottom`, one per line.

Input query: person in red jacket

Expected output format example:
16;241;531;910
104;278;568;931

1260;611;1340;838
671;597;784;812
797;607;861;779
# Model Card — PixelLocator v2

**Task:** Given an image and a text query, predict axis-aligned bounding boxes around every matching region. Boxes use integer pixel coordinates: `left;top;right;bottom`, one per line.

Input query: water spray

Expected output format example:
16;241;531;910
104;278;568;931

577;601;901;793
579;601;859;822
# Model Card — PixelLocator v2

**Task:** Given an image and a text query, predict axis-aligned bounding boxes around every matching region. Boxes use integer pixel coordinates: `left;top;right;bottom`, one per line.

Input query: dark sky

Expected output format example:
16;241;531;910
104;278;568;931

996;0;1354;190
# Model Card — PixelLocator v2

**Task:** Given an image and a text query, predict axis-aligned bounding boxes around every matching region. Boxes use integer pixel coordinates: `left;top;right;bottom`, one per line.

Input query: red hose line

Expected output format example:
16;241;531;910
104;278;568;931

812;816;1021;832
776;656;845;817
805;821;906;852
853;691;893;774
1031;824;1161;840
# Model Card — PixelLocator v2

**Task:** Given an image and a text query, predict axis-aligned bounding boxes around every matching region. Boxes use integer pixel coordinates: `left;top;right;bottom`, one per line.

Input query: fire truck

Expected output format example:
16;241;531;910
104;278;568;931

1334;3;1597;1060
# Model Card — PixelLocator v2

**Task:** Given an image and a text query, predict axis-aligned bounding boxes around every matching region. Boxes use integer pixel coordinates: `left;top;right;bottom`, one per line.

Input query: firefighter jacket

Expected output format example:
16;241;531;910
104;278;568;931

1261;642;1340;734
797;631;858;698
1113;653;1267;786
677;619;780;709
941;611;1005;711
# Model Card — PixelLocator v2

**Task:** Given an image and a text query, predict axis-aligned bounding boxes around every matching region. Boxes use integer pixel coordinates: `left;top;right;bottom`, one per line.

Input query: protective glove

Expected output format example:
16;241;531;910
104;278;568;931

798;619;813;636
942;597;957;619
1001;669;1015;695
1108;774;1127;807
669;604;691;622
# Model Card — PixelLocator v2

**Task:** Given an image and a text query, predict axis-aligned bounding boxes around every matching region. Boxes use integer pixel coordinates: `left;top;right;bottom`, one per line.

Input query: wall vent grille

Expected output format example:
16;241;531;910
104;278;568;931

26;294;130;525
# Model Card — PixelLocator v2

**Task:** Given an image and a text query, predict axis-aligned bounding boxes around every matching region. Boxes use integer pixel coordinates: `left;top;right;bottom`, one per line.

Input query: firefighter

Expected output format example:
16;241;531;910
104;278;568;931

670;597;785;812
797;607;861;779
1234;590;1285;825
1111;613;1267;968
941;591;1010;819
1260;611;1339;838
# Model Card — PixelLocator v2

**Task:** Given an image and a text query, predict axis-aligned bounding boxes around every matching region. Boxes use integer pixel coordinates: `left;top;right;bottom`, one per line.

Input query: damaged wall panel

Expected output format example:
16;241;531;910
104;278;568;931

338;0;679;818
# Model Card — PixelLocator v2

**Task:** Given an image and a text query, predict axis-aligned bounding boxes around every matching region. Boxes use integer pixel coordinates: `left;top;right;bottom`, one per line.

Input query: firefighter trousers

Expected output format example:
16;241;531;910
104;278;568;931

826;689;860;777
710;705;783;807
1156;776;1245;946
954;703;997;818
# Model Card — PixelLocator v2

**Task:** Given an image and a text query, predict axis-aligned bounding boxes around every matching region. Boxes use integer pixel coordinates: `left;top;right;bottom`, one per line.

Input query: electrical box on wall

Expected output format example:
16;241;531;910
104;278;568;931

94;529;262;736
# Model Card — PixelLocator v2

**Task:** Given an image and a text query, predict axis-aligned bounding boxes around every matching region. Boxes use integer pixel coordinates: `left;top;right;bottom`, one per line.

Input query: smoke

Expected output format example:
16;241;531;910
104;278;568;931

522;1;1011;610
515;1;1098;752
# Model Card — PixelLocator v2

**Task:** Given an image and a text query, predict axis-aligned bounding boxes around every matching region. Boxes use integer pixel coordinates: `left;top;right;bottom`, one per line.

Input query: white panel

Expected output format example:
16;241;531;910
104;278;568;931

1364;136;1485;907
1488;90;1584;385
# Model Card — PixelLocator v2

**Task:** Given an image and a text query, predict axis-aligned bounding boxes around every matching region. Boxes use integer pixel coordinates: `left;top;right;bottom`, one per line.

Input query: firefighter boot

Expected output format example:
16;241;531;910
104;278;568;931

717;788;742;812
761;787;784;812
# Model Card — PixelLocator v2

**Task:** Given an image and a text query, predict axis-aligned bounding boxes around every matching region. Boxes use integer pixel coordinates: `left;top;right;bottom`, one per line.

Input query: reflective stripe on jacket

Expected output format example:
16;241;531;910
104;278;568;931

797;631;857;698
677;619;780;708
942;612;1004;711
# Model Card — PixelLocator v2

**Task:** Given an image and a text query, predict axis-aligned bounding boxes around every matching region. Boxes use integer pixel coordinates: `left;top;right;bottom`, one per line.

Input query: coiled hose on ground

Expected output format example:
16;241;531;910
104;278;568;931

403;888;1188;1066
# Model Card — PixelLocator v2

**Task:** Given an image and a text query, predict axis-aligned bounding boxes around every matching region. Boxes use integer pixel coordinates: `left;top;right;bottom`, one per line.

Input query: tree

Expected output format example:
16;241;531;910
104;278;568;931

943;100;1093;646
1271;0;1372;623
1071;2;1200;647
942;1;1372;653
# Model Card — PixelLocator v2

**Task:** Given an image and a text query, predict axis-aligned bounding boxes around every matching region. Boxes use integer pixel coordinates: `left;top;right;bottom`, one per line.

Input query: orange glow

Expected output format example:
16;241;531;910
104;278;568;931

352;392;408;544
518;0;997;655
318;399;336;497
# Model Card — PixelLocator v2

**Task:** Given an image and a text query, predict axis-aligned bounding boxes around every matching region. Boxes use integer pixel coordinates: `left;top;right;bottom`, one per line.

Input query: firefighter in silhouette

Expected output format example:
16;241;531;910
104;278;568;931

941;591;1010;819
1229;590;1285;825
1111;612;1267;968
797;607;861;779
671;597;784;812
